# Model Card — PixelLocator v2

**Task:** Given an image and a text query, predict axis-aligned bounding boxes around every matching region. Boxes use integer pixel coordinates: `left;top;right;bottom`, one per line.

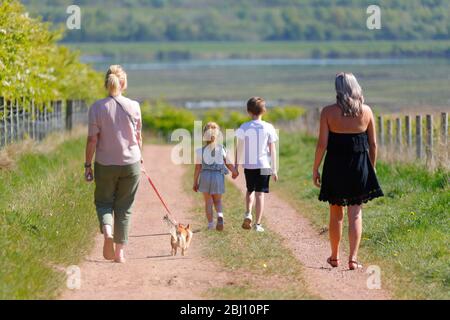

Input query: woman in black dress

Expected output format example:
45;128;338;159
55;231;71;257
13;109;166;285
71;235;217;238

312;73;383;270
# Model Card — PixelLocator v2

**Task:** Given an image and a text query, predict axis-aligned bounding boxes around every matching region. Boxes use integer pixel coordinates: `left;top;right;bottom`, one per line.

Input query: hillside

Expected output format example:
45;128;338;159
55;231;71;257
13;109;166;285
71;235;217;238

22;0;450;42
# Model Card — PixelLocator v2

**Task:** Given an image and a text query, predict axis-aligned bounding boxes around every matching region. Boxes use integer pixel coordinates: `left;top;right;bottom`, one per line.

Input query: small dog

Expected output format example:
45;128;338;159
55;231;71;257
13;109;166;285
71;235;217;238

163;215;193;256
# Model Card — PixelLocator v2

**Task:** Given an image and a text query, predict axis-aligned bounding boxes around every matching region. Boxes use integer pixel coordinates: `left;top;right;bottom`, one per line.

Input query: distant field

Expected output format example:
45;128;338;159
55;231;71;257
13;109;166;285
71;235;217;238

67;41;450;111
68;40;450;61
126;60;450;112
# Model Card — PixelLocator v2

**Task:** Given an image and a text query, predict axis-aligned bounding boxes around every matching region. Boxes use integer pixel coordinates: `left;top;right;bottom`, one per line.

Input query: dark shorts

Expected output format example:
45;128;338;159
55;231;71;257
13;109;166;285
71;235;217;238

244;169;271;193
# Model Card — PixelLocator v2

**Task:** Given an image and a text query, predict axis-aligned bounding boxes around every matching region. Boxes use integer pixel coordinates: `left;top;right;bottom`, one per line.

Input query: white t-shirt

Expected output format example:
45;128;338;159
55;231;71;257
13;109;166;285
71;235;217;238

235;120;278;170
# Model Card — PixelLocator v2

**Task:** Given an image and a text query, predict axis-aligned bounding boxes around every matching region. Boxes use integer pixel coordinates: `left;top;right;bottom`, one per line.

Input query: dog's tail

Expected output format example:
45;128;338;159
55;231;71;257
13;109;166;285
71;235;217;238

163;214;177;238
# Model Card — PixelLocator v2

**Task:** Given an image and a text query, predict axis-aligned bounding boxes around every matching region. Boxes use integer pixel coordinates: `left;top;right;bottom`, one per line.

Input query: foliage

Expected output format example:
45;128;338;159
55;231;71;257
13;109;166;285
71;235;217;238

24;0;450;42
0;0;103;103
141;100;196;137
141;101;305;136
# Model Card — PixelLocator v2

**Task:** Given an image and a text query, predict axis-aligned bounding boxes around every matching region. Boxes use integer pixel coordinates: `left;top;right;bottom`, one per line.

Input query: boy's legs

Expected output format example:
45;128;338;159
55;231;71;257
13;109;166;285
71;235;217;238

112;162;141;262
255;192;265;224
245;191;255;214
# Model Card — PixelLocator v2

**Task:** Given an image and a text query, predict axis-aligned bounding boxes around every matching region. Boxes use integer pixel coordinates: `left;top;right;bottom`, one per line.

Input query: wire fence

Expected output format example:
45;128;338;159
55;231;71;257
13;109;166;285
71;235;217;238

0;97;87;149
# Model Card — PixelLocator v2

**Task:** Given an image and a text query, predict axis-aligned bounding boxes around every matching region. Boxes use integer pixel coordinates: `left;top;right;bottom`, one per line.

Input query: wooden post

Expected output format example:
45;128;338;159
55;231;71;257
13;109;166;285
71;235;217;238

416;115;423;159
395;118;402;149
441;112;448;145
0;96;4;147
66;100;73;131
377;115;384;146
31;100;35;140
387;119;393;146
405;115;412;147
426;115;433;163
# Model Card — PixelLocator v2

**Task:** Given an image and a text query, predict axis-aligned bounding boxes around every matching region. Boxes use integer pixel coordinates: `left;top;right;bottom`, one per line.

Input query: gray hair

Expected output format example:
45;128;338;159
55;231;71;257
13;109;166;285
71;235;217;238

335;73;364;117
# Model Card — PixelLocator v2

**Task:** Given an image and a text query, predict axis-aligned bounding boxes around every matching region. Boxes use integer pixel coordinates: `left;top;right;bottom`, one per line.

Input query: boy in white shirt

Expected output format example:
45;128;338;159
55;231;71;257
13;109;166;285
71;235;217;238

235;97;279;232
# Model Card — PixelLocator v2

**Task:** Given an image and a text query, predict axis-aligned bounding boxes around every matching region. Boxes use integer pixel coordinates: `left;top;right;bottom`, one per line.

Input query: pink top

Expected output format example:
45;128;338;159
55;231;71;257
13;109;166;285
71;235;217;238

88;95;142;166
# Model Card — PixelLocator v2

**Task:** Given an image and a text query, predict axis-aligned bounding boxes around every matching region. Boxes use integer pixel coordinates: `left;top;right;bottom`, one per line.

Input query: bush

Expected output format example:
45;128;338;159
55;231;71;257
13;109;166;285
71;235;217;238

0;0;103;103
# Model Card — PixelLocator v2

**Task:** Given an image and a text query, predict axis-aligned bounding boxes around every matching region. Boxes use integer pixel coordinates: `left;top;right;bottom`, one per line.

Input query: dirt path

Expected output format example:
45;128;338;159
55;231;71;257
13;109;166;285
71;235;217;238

62;144;390;300
229;174;391;300
62;145;232;300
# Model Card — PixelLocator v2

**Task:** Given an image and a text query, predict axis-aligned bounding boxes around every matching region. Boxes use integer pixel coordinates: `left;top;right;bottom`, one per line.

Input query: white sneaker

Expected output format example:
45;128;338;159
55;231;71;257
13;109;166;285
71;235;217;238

254;224;265;232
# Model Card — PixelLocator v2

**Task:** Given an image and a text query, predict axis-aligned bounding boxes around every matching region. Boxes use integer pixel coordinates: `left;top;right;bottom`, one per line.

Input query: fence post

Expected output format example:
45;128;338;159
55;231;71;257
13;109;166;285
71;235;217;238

395;118;402;150
0;96;4;147
386;119;392;146
441;112;448;145
66;100;73;131
31;100;35;140
405;115;412;147
377;115;384;146
426;115;433;164
416;115;423;159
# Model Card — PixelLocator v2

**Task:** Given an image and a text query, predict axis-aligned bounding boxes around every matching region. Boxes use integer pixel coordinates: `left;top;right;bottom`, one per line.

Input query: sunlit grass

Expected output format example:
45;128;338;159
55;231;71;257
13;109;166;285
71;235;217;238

0;137;97;299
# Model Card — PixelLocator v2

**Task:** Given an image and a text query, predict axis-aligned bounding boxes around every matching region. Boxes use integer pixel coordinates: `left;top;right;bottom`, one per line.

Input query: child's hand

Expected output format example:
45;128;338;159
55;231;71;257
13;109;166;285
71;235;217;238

272;172;279;182
232;170;239;179
193;183;199;192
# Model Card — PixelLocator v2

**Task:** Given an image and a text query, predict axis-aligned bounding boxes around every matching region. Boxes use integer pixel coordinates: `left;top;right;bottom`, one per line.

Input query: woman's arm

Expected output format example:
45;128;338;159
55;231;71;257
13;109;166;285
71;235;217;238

85;134;98;182
193;164;201;192
366;108;378;168
312;109;329;187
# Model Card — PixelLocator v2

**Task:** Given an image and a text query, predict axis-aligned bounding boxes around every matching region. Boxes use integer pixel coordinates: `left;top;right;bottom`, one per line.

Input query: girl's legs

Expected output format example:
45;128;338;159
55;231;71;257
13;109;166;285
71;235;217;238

203;193;214;228
212;194;224;231
348;205;363;267
211;194;223;215
329;205;344;265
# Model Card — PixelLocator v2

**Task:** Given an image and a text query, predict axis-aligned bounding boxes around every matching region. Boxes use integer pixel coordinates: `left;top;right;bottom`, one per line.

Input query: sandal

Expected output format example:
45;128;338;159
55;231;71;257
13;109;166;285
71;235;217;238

216;217;224;231
349;260;363;270
327;257;339;268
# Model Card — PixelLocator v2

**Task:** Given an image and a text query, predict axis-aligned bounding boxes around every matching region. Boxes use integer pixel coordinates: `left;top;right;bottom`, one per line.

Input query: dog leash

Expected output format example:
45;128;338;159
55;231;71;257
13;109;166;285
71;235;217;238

142;166;177;222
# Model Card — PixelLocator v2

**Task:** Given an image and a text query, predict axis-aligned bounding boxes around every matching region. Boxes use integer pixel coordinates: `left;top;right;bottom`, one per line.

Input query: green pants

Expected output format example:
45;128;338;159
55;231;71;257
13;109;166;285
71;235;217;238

94;161;141;244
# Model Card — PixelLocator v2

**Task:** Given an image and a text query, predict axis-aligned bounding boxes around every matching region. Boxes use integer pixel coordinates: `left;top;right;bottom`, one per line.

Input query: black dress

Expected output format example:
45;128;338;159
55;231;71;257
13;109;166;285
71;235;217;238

319;131;384;206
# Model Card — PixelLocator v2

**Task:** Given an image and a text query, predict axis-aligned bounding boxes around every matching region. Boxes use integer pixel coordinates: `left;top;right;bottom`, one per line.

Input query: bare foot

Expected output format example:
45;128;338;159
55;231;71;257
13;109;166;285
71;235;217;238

103;237;115;260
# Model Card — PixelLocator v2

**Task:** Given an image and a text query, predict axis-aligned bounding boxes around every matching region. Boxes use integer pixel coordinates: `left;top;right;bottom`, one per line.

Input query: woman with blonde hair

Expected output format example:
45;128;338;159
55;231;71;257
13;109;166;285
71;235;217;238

193;122;238;231
312;73;383;270
84;65;143;263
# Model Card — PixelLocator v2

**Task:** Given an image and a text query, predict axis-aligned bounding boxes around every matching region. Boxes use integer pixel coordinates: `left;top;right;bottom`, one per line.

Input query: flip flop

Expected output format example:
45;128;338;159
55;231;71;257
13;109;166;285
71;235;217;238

327;257;340;268
349;260;363;270
103;237;115;260
216;217;224;231
242;218;252;230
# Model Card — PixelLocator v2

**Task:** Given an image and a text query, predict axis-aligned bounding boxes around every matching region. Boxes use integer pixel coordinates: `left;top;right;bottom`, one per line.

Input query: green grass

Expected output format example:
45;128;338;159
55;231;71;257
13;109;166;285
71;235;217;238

184;168;315;300
0;137;97;299
69;40;450;61
276;131;450;299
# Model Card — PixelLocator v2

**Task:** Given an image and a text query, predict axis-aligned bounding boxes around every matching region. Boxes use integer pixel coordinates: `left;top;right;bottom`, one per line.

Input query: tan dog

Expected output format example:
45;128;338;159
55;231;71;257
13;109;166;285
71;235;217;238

163;215;193;256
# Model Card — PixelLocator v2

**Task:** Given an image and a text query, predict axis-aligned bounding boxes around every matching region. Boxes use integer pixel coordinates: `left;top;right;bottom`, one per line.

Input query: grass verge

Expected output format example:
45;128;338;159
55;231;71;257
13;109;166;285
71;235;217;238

0;136;97;299
276;131;449;299
183;167;316;300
